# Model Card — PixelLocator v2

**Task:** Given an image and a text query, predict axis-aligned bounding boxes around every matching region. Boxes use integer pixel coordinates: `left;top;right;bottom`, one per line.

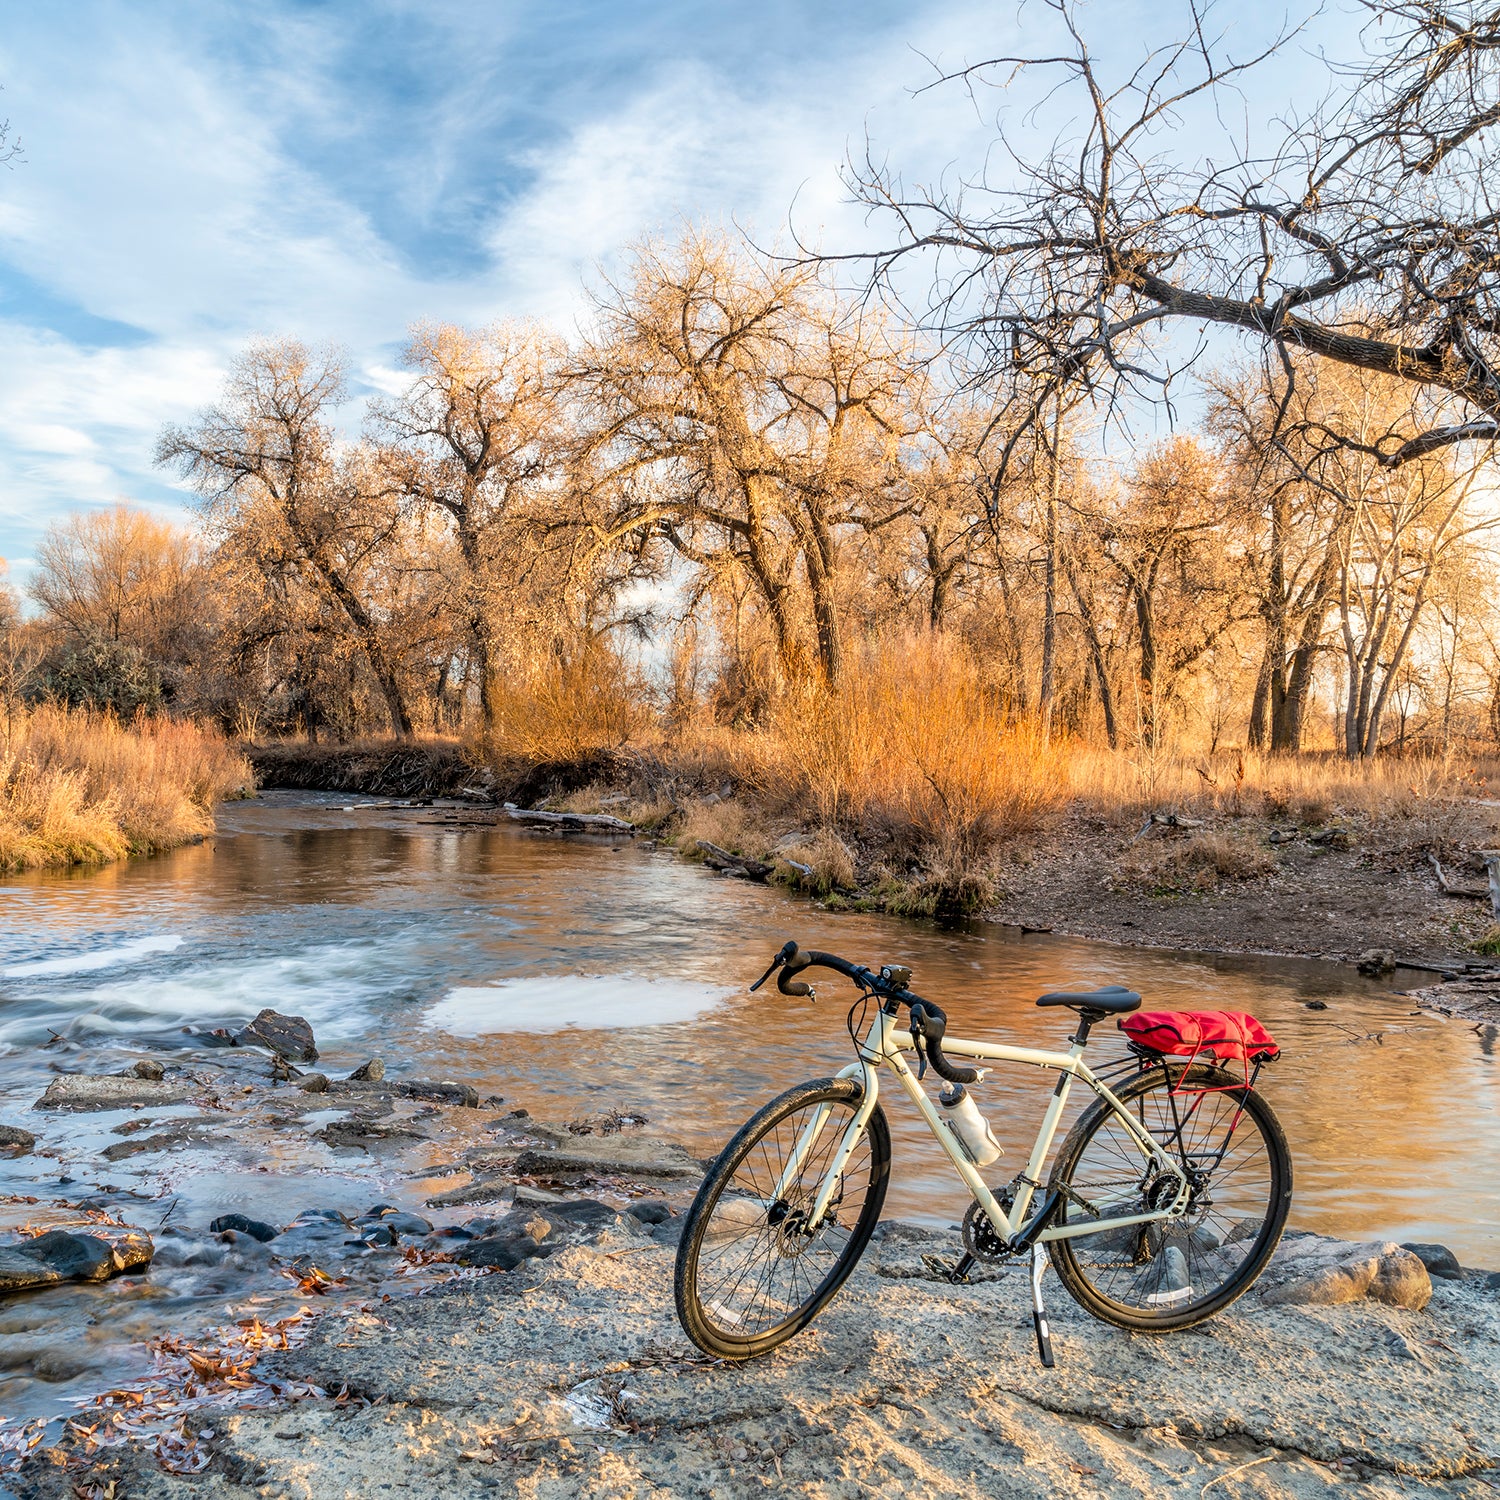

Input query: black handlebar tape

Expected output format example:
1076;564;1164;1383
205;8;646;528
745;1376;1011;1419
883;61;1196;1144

910;999;979;1085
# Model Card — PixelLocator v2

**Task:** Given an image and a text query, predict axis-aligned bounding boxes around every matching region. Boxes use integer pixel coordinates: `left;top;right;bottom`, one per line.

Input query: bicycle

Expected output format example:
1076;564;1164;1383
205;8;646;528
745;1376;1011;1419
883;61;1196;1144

674;941;1293;1366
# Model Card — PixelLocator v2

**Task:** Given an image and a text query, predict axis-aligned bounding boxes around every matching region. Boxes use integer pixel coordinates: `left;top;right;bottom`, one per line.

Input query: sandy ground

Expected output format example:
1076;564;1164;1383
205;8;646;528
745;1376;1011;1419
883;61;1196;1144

14;1220;1498;1500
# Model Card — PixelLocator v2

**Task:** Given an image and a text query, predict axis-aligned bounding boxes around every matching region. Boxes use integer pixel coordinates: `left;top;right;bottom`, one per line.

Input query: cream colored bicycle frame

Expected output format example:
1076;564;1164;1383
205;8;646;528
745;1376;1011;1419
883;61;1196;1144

779;1004;1192;1243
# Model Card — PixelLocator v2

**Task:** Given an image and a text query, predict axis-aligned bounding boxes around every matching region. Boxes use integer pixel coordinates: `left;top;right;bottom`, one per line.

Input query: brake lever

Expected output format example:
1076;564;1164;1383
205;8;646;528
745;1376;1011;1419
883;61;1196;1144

749;940;799;993
909;1000;929;1080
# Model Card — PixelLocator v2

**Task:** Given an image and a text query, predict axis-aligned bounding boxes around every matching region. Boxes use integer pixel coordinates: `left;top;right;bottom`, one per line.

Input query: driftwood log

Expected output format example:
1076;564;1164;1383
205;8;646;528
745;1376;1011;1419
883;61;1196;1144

1428;852;1496;912
1131;811;1206;843
696;840;773;882
503;808;635;834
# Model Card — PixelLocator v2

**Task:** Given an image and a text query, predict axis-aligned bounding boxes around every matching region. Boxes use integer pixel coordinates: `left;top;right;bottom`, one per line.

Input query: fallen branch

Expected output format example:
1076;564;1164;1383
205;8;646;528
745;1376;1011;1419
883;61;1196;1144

503;808;635;834
1131;811;1205;843
1427;852;1490;901
696;841;773;881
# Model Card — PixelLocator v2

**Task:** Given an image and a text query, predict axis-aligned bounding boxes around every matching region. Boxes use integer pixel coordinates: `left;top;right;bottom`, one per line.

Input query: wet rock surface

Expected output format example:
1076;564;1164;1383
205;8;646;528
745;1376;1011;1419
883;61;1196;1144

33;1075;204;1111
0;1226;153;1295
235;1008;319;1062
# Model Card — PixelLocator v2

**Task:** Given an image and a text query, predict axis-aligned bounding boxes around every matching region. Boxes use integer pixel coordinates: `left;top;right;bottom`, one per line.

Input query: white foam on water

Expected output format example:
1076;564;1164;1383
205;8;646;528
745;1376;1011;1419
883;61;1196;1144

0;941;399;1047
425;975;728;1036
2;934;185;978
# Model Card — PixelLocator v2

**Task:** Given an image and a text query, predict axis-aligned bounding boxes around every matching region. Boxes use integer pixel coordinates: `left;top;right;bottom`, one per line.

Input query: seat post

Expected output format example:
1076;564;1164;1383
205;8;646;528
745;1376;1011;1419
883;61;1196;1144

1069;1007;1107;1047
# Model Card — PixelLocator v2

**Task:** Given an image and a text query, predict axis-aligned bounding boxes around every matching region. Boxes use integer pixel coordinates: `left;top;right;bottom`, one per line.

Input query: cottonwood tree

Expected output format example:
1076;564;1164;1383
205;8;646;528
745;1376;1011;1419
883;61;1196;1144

158;342;417;737
579;232;914;689
371;322;566;732
29;505;203;664
846;0;1500;468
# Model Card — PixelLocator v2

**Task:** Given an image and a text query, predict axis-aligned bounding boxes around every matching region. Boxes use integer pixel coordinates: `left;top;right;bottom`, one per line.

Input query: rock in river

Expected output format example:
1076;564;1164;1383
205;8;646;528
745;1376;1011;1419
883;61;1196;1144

34;1074;203;1111
0;1227;153;1295
237;1008;319;1062
209;1213;281;1243
0;1126;35;1156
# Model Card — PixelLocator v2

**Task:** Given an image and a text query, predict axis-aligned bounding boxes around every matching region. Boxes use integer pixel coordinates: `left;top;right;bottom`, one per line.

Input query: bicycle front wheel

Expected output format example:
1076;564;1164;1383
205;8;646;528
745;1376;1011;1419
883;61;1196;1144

674;1077;890;1360
1047;1062;1292;1331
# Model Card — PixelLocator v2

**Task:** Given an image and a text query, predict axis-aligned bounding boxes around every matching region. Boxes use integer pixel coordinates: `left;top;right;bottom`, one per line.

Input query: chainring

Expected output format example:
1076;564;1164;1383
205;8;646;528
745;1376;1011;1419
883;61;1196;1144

961;1187;1017;1263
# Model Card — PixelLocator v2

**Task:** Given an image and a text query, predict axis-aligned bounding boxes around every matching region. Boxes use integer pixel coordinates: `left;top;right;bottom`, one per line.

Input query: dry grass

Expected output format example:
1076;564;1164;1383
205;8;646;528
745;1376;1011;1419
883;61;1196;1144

0;705;252;872
1068;743;1497;857
476;628;1500;917
487;647;649;763
1114;829;1278;896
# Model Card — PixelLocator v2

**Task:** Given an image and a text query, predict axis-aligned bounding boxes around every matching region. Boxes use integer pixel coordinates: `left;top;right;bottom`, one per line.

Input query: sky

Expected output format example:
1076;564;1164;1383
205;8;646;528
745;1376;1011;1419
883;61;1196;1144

0;0;1344;590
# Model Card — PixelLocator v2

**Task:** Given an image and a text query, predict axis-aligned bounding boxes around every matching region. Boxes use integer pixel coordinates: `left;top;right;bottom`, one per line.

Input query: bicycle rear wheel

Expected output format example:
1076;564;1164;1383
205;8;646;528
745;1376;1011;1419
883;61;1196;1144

1047;1062;1292;1331
674;1077;889;1360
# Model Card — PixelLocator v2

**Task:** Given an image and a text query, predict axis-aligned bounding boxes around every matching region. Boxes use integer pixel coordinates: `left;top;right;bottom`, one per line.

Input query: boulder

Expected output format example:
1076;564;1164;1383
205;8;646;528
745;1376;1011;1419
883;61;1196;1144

1260;1235;1432;1310
0;1126;35;1156
237;1009;319;1062
210;1213;280;1243
1401;1241;1463;1281
1357;948;1396;977
34;1075;201;1111
0;1230;119;1294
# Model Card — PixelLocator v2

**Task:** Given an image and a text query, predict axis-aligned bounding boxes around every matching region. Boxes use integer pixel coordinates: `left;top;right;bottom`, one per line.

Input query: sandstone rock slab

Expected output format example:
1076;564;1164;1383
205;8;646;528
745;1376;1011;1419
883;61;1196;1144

34;1075;202;1112
1259;1234;1432;1310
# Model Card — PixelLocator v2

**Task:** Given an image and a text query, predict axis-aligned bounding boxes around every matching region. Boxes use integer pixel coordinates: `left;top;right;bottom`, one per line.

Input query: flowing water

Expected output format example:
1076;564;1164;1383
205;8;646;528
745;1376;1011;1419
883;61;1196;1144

2;792;1495;1265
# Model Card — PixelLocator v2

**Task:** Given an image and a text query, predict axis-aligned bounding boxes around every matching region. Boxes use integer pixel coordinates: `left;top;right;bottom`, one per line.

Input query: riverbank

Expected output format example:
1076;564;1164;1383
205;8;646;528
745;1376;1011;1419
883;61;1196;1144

1;1030;1495;1499
247;738;1500;973
1;706;252;873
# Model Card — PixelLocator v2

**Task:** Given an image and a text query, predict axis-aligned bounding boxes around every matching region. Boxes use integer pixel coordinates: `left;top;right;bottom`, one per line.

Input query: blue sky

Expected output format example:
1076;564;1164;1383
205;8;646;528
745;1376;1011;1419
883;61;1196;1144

0;1;1339;589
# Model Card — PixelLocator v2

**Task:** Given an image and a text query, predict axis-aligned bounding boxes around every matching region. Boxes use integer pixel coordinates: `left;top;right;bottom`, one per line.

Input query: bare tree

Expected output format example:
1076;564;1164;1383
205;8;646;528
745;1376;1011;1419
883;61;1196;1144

370;322;565;732
29;505;203;657
846;0;1500;467
158;341;416;738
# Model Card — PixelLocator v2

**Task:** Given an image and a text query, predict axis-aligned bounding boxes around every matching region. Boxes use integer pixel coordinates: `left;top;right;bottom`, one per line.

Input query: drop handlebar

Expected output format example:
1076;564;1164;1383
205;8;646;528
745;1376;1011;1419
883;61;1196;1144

748;939;979;1085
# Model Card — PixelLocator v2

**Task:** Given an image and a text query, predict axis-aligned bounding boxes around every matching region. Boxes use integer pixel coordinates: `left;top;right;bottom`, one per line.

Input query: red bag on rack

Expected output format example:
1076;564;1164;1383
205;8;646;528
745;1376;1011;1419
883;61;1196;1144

1119;1010;1280;1064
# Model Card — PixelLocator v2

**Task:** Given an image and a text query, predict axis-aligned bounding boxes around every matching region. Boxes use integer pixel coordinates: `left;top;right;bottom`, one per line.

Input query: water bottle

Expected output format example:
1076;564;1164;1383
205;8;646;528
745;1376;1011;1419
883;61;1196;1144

937;1083;1003;1166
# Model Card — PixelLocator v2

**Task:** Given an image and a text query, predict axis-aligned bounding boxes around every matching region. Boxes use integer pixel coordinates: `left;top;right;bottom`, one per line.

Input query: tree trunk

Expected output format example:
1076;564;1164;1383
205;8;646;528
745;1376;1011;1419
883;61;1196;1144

1038;403;1061;730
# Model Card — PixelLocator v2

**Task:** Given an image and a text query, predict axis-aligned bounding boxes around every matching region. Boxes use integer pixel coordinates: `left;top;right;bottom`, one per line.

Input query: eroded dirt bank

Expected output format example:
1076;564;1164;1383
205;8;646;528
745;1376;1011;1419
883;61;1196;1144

13;1222;1499;1500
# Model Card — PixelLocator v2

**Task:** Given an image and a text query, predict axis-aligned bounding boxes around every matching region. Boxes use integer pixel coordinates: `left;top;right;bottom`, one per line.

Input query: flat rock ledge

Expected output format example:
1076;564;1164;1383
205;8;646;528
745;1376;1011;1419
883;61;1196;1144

32;1075;206;1111
13;1224;1497;1500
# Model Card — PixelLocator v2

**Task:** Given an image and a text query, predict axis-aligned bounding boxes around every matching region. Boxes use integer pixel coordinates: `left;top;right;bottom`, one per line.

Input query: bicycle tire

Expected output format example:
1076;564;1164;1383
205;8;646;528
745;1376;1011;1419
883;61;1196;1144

1047;1062;1292;1331
674;1077;890;1360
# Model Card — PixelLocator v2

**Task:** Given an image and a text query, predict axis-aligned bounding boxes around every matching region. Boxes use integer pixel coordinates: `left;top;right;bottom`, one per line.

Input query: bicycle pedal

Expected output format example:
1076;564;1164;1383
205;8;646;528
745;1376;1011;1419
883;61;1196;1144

922;1253;972;1284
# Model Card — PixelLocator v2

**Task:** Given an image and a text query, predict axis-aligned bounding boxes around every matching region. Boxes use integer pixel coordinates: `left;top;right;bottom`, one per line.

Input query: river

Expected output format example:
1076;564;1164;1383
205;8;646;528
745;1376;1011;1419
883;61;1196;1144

1;791;1494;1264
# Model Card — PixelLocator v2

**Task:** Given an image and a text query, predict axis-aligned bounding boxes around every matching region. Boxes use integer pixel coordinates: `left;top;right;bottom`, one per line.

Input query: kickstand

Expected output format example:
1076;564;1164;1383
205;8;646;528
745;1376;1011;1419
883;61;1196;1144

1029;1245;1056;1368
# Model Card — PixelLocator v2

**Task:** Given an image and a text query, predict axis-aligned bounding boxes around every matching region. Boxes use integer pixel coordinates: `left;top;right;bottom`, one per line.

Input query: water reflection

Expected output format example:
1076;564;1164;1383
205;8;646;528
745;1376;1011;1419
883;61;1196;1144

2;792;1495;1264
